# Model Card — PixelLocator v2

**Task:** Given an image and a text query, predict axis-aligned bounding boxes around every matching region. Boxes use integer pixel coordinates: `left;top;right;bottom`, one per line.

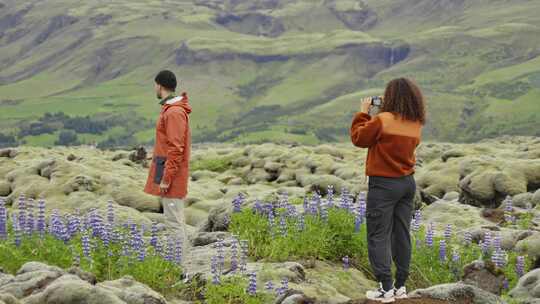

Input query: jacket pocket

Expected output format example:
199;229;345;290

153;156;167;184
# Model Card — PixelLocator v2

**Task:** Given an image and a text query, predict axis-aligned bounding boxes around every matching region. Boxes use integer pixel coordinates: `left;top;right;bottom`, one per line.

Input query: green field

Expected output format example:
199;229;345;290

1;0;540;147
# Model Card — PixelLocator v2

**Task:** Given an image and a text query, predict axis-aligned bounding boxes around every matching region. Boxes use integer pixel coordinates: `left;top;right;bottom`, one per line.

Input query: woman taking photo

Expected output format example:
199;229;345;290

350;78;426;303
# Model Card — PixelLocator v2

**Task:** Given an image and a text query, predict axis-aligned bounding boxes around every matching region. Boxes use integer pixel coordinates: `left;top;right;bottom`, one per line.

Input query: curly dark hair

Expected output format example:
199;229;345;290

381;78;426;125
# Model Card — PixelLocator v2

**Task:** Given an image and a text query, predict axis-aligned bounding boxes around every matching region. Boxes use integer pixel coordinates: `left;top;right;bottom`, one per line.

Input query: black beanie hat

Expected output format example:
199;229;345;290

155;70;177;91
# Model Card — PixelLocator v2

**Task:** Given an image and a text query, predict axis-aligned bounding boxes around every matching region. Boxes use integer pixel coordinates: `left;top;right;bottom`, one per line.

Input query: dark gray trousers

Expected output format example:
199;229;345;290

366;174;415;290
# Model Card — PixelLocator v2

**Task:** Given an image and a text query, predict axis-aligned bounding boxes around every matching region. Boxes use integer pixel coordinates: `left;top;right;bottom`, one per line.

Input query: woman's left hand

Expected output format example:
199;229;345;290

361;97;372;114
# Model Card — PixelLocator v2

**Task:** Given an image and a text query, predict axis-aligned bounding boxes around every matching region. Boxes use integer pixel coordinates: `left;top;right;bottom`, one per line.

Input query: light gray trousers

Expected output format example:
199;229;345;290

161;197;192;273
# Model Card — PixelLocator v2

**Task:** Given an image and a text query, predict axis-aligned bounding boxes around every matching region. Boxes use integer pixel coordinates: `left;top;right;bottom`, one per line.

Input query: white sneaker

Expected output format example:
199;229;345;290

393;285;408;299
366;283;395;303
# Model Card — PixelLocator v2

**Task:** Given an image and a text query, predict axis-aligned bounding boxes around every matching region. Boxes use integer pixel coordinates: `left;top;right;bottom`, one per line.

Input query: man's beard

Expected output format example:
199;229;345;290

156;92;162;100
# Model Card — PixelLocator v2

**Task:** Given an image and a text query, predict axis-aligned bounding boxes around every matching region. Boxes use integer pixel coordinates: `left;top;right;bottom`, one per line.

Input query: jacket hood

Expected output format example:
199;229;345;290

164;92;192;114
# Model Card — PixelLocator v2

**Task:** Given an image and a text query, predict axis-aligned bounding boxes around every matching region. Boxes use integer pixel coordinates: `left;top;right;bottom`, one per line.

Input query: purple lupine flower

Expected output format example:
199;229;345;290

411;209;422;233
67;214;81;238
411;217;420;232
358;203;367;221
327;185;335;208
265;281;274;292
102;223;112;247
504;196;513;212
12;213;21;247
279;215;287;237
175;237;183;265
483;231;492;250
297;213;305;232
130;223;145;260
263;202;273;216
425;222;435;248
502;277;509;290
73;253;81;267
359;197;366;220
339;188;351;211
247;272;257;296
516;256;525;278
36;198;46;238
342;256;350;270
356;191;366;210
49;209;58;235
310;193;321;215
136;229;146;262
286;203;297;218
252;199;263;214
279;192;289;210
278;277;289;296
439;239;447;262
50;210;69;243
17;195;26;234
480;241;488;255
414;209;422;223
354;213;362;233
493;233;502;251
232;193;245;213
25;198;35;235
153;235;163;257
121;237;131;257
230;239;238;272
303;196;309;213
452;248;460;263
165;234;174;262
268;211;276;238
150;221;158;248
240;240;248;273
444;224;452;241
89;209;104;239
320;203;328;223
107;200;115;225
216;237;225;273
0;198;7;240
81;232;91;258
463;230;472;246
211;255;220;285
491;248;506;268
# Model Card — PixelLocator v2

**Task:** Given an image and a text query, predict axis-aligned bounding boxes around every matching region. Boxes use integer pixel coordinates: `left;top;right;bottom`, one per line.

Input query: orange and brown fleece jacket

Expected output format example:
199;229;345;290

350;111;422;177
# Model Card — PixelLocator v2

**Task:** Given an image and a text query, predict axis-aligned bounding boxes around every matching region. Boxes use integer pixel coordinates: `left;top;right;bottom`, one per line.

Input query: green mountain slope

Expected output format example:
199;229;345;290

1;0;539;147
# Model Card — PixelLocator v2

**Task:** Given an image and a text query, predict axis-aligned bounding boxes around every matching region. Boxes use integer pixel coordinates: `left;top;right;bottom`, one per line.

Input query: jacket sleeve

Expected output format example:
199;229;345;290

162;109;187;185
350;112;383;148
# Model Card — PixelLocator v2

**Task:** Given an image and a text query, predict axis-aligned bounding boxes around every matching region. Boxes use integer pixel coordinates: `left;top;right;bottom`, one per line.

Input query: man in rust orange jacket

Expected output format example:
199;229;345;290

144;70;192;277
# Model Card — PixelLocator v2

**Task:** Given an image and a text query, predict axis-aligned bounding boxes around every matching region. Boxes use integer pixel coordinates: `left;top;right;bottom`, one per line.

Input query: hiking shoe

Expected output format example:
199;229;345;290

393;285;408;299
366;283;395;303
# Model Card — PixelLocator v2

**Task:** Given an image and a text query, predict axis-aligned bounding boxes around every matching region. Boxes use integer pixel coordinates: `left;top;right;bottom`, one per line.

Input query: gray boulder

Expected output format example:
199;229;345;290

275;289;316;304
97;276;167;304
0;262;168;304
509;268;540;303
0;148;18;158
442;191;460;201
462;260;505;295
0;181;11;196
410;282;506;304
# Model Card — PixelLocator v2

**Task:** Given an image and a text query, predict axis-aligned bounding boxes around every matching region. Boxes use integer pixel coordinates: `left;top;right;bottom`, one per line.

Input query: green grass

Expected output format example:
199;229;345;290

0;226;184;298
191;155;235;173
1;0;540;146
471;56;540;87
0;209;272;303
230;200;535;293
